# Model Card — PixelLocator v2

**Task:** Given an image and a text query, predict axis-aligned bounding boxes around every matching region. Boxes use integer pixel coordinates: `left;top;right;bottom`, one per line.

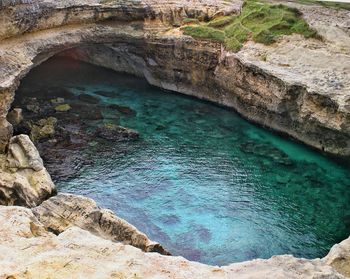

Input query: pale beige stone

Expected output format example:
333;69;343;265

0;206;348;279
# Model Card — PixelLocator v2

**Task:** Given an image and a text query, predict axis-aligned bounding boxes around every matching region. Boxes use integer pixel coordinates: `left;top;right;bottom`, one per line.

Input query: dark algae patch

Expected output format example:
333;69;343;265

182;0;318;51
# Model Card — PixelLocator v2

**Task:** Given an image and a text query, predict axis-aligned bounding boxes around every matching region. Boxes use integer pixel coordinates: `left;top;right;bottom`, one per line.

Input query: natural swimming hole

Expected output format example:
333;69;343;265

15;57;350;266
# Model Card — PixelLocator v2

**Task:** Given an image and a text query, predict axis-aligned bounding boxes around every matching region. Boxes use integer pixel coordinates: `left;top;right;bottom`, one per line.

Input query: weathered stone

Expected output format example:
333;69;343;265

0;118;13;153
6;108;23;126
324;236;350;278
33;193;170;255
95;124;139;141
0;135;56;207
29;117;57;142
0;205;348;278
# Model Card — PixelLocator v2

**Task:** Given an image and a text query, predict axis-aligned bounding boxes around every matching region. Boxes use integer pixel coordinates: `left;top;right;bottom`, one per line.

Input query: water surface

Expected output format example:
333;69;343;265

17;57;350;265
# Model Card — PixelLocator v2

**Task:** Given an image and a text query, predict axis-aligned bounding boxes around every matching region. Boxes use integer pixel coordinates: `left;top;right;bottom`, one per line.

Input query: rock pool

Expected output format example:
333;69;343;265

15;57;350;266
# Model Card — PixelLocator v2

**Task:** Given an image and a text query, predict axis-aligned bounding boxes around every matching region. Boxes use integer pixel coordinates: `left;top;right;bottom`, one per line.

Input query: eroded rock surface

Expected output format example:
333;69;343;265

0;134;56;207
32;193;169;255
0;0;348;156
0;205;348;279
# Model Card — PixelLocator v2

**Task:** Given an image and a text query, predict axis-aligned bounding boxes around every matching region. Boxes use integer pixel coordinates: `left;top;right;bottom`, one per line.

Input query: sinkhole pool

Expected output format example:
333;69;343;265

16;57;350;266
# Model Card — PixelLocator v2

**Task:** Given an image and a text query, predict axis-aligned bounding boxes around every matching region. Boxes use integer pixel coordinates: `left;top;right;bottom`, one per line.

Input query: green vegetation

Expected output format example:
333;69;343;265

182;0;318;52
182;25;226;42
182;18;200;25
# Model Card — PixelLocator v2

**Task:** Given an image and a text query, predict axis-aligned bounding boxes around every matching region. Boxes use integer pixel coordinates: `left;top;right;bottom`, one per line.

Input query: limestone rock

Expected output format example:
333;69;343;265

0;134;56;207
32;193;170;255
7;134;44;171
324;237;350;278
0;118;12;153
29;117;57;142
0;205;347;279
6;108;23;126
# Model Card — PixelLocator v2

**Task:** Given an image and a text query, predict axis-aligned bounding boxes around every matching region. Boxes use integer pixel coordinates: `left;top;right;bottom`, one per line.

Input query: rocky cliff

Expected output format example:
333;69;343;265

0;0;349;278
0;0;349;156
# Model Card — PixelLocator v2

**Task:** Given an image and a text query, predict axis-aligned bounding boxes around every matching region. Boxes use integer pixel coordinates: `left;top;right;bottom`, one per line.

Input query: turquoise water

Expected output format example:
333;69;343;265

17;57;350;266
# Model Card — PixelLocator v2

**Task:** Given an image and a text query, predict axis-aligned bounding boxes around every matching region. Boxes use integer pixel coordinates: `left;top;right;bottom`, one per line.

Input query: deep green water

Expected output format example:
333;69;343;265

17;57;350;266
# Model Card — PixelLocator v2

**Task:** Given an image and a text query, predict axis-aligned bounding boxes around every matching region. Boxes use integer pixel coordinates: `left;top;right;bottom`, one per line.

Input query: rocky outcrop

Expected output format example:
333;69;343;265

0;205;349;279
0;0;349;156
32;193;169;255
0;134;56;207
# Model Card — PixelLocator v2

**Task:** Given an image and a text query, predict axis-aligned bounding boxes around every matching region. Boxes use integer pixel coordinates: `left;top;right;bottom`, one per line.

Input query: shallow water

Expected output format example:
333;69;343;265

17;57;350;266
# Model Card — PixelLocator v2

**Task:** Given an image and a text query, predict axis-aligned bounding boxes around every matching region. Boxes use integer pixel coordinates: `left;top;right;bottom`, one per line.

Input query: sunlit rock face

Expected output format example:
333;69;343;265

32;193;170;255
0;205;349;279
0;134;56;207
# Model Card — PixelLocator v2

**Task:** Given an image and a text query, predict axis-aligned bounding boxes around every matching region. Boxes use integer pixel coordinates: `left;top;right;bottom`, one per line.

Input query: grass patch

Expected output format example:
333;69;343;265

182;18;200;25
182;0;318;52
182;25;225;43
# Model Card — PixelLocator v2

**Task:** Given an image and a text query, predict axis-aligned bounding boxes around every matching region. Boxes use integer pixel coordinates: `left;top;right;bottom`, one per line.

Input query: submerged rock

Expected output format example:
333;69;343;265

78;93;100;104
29;117;57;142
95;124;139;141
50;97;65;105
25;97;40;113
55;103;71;112
71;103;103;120
108;104;136;116
33;193;170;255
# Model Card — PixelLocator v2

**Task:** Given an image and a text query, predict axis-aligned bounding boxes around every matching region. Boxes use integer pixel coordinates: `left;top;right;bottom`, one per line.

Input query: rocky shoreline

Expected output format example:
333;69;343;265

0;0;349;278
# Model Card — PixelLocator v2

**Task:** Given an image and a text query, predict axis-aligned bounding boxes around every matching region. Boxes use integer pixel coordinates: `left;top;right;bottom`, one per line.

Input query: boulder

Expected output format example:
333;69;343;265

33;193;170;255
0;134;56;207
6;108;23;126
7;134;44;171
29;117;57;142
95;124;139;141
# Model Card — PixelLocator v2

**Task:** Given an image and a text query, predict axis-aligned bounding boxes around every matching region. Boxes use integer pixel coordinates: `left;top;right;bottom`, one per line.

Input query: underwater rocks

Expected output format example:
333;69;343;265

33;193;170;255
108;104;136;116
95;124;139;141
29;117;57;142
0;205;349;278
0;134;56;207
77;93;100;104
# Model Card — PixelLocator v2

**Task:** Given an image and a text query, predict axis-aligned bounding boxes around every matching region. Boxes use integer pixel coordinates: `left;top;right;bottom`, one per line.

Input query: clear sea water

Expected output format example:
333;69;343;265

17;57;350;266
